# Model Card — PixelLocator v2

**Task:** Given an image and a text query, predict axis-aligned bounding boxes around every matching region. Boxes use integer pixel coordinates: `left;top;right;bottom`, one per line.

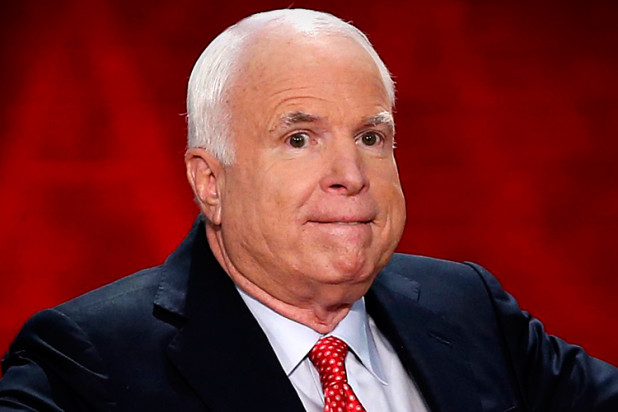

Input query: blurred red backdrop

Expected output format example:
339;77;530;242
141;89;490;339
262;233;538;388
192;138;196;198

1;0;617;368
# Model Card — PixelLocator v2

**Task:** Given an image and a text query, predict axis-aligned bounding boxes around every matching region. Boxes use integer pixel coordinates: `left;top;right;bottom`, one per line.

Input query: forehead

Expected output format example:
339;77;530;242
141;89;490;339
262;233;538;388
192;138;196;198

226;31;391;128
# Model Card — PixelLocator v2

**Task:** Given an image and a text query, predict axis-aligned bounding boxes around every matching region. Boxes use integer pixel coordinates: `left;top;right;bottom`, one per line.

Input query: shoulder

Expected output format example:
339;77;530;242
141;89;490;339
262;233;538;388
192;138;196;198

383;252;490;283
378;253;618;410
50;264;185;371
0;265;182;410
4;264;171;365
378;253;501;308
55;266;164;324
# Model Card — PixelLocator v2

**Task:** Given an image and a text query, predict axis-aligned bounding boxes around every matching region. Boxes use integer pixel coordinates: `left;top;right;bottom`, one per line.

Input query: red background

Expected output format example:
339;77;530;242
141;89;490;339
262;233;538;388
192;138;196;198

1;0;617;367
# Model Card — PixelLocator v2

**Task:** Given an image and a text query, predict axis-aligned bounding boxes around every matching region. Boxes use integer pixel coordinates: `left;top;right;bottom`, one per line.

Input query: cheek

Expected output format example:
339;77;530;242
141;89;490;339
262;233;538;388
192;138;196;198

373;168;407;225
260;164;318;213
371;162;403;196
221;169;305;242
389;182;407;222
220;168;264;230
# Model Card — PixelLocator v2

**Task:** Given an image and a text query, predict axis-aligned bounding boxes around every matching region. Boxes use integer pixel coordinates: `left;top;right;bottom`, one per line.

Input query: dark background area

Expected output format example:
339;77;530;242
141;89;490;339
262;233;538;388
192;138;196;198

1;0;617;367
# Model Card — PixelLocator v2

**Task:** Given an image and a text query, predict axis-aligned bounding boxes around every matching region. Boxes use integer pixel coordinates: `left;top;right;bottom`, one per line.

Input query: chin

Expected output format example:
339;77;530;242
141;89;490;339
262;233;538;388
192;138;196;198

327;255;376;284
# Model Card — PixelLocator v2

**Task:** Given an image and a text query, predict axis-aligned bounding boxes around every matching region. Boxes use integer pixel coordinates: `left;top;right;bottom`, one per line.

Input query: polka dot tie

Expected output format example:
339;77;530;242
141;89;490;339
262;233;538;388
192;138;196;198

309;336;367;412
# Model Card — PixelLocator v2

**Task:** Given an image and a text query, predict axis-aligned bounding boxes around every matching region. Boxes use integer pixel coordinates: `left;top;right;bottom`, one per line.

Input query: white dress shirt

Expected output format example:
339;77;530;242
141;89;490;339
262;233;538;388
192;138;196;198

237;288;429;412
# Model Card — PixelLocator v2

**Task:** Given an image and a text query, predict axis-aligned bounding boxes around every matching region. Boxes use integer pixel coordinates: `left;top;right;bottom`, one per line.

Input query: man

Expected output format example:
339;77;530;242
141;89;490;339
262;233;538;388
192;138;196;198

0;8;616;412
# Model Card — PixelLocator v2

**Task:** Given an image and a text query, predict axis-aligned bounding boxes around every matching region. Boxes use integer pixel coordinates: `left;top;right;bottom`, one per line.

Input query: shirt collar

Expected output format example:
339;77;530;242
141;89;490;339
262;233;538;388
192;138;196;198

237;287;387;383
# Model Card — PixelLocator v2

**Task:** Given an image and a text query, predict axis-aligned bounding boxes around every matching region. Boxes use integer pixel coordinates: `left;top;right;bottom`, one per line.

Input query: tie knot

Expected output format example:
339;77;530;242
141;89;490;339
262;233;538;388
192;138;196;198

309;336;349;388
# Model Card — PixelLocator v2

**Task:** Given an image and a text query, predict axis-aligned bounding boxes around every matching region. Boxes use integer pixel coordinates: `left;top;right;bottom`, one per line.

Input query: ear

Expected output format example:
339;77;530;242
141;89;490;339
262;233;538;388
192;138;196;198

185;148;225;225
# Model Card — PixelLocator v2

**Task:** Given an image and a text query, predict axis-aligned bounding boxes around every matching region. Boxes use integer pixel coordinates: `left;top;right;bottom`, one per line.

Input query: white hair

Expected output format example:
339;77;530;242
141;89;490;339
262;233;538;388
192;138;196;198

186;8;395;165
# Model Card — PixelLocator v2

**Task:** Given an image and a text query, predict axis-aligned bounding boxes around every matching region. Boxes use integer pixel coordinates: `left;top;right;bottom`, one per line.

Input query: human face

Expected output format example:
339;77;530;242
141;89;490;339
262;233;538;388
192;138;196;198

215;33;406;308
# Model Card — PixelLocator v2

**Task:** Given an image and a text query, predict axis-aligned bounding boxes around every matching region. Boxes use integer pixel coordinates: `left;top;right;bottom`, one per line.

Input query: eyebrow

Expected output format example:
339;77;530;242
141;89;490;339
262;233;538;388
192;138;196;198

365;111;395;132
270;111;320;132
270;110;395;133
281;111;319;125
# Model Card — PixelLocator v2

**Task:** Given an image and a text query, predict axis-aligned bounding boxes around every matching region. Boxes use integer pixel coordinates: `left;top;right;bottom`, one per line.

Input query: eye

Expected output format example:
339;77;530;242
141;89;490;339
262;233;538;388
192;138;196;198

287;132;309;148
358;131;382;146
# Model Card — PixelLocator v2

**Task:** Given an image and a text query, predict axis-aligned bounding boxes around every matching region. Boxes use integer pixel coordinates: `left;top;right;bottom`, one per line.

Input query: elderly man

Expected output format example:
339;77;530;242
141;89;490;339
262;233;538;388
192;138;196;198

1;8;617;412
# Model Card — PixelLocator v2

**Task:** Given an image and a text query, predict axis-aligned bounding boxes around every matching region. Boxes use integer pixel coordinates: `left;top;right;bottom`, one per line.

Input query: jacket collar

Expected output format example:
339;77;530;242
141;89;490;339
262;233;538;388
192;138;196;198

159;216;305;411
367;265;482;412
152;216;202;318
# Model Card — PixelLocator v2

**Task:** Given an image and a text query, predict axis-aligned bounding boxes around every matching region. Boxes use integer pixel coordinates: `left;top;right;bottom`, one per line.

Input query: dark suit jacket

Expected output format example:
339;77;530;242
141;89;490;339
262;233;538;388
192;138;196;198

1;217;617;411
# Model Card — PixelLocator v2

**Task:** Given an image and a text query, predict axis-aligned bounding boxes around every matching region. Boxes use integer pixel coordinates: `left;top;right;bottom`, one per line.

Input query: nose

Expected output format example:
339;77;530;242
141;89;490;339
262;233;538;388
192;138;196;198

319;138;369;195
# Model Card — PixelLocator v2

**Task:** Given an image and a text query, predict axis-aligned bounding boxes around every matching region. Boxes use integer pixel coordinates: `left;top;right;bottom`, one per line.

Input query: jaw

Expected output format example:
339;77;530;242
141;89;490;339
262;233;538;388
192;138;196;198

206;204;400;332
206;222;378;333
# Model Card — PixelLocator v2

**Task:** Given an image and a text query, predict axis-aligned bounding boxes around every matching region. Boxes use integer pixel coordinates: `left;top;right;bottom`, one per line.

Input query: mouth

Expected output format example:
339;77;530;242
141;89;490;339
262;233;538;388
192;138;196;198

324;220;371;225
303;216;375;245
306;218;374;226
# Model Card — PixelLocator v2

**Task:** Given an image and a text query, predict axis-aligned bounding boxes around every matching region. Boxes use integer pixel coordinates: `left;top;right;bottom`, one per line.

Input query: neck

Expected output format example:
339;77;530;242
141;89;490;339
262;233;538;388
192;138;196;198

206;225;355;334
233;273;352;333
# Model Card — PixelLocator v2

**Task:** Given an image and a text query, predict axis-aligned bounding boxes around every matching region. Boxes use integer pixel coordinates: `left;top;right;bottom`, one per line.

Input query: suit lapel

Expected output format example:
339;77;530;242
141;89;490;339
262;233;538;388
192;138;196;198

159;220;305;412
367;272;483;412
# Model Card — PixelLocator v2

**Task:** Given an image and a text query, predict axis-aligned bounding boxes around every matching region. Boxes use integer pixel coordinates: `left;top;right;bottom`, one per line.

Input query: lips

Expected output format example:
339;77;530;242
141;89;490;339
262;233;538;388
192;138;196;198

313;220;372;225
303;202;378;226
305;216;375;225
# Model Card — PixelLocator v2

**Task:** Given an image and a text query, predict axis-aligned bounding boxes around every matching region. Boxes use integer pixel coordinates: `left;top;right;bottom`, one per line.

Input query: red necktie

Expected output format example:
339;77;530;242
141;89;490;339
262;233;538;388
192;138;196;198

309;336;367;412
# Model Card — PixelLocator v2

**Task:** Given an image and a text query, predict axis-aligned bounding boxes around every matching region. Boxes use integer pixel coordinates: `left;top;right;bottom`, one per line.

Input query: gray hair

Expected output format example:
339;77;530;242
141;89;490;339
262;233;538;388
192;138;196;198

186;8;395;165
